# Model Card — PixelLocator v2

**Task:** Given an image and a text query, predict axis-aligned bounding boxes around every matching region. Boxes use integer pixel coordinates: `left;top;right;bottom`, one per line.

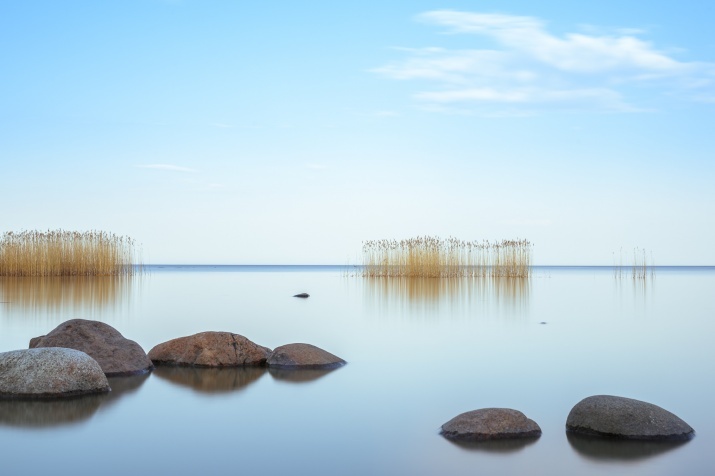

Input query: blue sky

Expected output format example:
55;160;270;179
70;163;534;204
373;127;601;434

1;1;713;264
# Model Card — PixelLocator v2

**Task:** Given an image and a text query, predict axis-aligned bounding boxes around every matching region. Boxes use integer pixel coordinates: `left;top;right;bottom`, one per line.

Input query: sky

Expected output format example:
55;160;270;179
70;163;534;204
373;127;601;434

1;1;714;265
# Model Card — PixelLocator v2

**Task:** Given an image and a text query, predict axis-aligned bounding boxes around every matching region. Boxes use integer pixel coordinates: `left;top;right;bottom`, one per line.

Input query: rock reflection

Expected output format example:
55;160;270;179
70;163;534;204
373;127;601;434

0;373;149;428
0;276;138;320
444;436;539;453
268;367;336;384
363;277;529;316
567;433;689;462
101;373;150;410
152;366;267;394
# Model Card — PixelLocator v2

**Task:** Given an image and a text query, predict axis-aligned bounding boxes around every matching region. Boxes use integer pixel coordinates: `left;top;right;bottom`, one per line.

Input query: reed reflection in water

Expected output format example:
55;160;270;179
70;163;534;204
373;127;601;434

362;277;530;316
0;276;138;320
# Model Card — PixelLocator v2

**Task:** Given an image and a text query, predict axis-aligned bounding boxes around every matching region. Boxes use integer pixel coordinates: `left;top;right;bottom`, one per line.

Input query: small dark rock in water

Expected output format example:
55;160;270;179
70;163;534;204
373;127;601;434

0;348;110;399
539;322;547;325
566;395;694;441
148;332;271;367
30;319;154;377
441;408;542;441
267;343;345;369
293;293;310;298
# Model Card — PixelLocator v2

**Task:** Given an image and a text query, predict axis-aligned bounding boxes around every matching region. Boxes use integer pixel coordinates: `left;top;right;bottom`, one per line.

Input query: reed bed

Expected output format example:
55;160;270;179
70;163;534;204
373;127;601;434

613;247;655;280
0;230;141;277
361;236;532;278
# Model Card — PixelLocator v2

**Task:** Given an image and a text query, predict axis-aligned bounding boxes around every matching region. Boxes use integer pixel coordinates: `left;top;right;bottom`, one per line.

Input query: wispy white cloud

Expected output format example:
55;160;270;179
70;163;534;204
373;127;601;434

374;110;400;117
374;10;715;114
136;164;197;173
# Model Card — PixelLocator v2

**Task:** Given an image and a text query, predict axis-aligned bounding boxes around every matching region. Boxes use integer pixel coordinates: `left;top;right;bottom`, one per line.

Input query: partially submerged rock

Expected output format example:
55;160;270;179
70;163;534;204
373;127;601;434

267;343;346;369
30;319;153;377
566;395;694;441
0;348;110;399
148;332;270;367
441;408;542;441
293;293;310;298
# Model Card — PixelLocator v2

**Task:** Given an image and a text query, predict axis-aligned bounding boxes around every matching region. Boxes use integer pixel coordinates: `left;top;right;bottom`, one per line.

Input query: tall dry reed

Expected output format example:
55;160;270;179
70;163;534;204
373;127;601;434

361;236;532;278
0;230;141;277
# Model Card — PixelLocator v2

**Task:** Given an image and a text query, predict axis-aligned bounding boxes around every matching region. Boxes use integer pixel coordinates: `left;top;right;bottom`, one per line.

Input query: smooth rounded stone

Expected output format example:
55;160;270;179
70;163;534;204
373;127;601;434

266;343;346;369
29;319;153;377
148;332;271;367
566;395;695;441
441;408;542;441
0;348;110;399
293;293;310;298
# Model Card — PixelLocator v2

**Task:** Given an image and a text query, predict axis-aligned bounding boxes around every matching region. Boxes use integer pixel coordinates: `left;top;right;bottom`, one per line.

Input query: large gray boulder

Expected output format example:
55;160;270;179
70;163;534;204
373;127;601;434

148;332;270;367
30;319;153;377
0;348;110;399
266;343;346;369
566;395;694;441
441;408;542;441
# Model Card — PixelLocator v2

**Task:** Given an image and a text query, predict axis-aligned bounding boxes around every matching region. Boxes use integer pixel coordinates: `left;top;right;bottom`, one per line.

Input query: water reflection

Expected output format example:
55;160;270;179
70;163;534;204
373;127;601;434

444;436;540;454
152;366;267;394
363;277;530;316
567;433;688;462
0;276;138;320
268;367;337;384
0;373;149;428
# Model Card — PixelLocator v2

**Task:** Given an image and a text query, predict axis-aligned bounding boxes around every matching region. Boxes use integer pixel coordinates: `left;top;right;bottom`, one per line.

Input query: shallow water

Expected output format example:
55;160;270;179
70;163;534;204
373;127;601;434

1;266;713;475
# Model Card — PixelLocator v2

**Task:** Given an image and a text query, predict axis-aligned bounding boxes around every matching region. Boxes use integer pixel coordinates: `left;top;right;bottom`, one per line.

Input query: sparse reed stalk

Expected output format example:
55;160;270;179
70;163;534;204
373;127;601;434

0;230;141;277
361;236;532;278
613;247;655;280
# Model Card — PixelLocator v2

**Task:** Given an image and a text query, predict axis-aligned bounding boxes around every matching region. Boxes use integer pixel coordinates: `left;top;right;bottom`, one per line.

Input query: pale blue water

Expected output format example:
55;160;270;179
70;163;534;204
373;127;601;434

1;266;713;475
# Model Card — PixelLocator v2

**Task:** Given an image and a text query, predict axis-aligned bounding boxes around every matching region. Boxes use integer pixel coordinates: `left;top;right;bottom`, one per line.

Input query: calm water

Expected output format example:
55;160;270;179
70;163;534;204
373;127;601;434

1;266;713;475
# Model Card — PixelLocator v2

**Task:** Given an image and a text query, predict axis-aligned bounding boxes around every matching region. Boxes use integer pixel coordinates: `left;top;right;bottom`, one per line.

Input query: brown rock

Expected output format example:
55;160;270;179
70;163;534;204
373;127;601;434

267;343;346;369
441;408;542;441
29;319;153;377
148;332;270;367
0;348;110;399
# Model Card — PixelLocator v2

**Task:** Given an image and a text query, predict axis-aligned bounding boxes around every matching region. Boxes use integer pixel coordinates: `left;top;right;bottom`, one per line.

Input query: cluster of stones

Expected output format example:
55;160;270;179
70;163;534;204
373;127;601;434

441;396;694;442
0;319;346;400
0;319;696;446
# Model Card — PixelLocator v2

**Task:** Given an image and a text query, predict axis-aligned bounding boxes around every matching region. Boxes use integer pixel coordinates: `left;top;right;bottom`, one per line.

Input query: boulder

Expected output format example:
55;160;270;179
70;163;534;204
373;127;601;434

293;293;310;298
266;343;346;369
566;395;694;441
29;319;153;377
0;348;110;399
441;408;542;441
148;332;270;367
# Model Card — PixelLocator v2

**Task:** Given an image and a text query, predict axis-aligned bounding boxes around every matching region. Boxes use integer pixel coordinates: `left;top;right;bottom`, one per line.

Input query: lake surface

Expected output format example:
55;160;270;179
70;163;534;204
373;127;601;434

1;266;713;475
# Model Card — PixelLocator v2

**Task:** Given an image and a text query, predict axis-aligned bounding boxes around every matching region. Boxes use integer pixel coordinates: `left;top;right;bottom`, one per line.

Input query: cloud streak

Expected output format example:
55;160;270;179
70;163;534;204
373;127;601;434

374;10;715;114
136;164;198;173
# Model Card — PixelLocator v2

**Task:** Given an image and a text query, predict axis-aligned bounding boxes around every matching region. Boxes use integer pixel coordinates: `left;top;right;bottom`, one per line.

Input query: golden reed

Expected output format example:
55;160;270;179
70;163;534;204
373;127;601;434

0;230;141;277
361;236;532;278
